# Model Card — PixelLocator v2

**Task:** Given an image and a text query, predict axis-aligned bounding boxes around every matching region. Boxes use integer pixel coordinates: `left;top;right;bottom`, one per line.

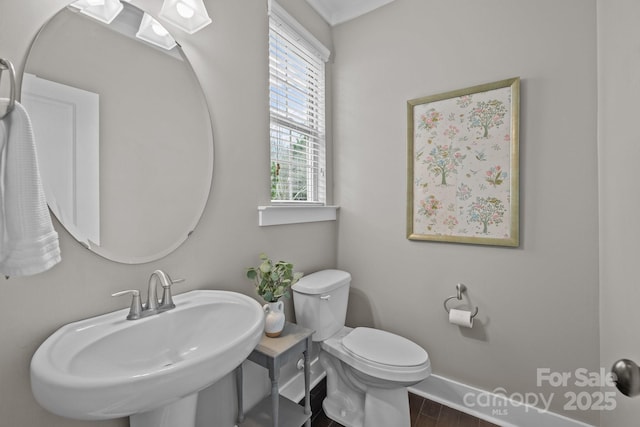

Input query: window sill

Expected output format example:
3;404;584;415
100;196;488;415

258;205;339;226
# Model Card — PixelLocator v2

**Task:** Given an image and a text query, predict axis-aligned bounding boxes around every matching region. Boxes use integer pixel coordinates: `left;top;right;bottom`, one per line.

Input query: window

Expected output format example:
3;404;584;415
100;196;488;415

269;2;329;205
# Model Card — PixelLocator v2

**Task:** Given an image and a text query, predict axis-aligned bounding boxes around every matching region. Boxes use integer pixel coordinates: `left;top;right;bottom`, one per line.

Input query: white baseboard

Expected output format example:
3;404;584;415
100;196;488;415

277;356;597;427
408;375;596;427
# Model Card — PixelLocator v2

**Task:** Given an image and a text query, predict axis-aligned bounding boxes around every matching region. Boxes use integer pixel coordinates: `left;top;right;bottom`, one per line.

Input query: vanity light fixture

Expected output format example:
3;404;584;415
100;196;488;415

69;0;124;24
136;13;177;50
159;0;212;34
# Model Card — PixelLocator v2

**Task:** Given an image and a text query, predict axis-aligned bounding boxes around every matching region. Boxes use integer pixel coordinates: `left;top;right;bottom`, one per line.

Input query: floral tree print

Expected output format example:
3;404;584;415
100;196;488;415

418;195;442;219
485;165;507;187
418;109;443;132
443;125;459;141
408;79;518;245
468;99;507;138
443;215;459;231
457;183;472;201
456;95;473;108
424;144;466;185
467;197;506;234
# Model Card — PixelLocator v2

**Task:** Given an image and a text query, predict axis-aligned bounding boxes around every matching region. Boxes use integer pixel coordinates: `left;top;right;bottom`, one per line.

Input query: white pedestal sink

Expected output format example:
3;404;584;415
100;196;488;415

30;290;264;427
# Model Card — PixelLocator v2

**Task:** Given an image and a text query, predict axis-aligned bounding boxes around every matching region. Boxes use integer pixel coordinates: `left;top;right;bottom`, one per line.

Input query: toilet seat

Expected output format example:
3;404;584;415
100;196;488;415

342;327;428;367
321;327;431;384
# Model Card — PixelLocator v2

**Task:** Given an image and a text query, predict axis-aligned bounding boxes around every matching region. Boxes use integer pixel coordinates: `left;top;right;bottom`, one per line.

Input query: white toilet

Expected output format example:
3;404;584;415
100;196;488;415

292;269;431;427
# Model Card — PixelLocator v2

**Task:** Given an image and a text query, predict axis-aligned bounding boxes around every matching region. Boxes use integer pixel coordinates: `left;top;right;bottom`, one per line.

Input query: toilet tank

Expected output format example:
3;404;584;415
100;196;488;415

291;269;351;342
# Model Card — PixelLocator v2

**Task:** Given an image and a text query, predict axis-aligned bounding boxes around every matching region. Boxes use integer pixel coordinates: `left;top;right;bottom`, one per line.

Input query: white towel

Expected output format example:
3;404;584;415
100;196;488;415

0;100;61;277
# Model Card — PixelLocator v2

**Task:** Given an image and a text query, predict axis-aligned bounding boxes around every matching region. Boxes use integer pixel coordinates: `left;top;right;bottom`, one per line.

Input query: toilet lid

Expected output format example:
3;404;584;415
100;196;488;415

342;327;428;367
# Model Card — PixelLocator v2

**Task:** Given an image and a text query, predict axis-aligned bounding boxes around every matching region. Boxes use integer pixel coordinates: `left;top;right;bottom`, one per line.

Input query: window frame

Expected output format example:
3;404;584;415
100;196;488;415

269;1;328;205
260;1;337;226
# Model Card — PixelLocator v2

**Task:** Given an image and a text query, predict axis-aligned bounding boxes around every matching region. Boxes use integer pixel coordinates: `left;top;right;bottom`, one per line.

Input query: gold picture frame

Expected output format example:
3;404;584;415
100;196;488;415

407;78;520;246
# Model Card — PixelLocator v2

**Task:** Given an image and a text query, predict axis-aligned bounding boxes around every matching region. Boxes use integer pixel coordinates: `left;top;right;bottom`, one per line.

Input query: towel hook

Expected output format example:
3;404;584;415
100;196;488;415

0;58;17;119
443;283;479;319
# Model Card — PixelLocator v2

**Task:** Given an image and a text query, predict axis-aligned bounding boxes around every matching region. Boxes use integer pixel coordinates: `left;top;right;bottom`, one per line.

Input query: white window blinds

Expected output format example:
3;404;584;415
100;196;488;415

269;3;328;204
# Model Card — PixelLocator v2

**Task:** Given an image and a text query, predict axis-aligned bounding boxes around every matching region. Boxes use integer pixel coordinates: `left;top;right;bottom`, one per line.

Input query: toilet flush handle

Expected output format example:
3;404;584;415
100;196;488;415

320;294;331;301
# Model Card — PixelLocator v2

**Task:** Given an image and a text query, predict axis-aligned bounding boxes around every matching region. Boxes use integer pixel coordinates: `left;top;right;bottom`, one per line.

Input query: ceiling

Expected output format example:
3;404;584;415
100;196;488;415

305;0;396;26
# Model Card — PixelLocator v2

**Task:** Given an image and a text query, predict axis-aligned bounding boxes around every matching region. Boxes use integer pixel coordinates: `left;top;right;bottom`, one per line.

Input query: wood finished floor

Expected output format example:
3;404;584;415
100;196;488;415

310;390;501;427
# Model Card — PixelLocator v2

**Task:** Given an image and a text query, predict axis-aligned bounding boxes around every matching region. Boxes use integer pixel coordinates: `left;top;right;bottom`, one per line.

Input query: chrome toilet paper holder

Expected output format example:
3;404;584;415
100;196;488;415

443;283;479;319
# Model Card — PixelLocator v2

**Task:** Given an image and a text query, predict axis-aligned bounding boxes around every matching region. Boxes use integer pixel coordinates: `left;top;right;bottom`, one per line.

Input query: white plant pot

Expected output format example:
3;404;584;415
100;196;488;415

263;300;285;337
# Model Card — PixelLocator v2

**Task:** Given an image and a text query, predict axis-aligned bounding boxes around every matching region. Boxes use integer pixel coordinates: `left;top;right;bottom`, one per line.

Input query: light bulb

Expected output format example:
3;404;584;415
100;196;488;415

151;22;169;36
176;1;195;19
159;0;211;34
136;12;176;50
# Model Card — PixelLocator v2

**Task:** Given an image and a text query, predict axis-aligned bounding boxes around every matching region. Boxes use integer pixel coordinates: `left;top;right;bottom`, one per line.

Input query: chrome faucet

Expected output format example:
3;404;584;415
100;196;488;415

112;270;184;320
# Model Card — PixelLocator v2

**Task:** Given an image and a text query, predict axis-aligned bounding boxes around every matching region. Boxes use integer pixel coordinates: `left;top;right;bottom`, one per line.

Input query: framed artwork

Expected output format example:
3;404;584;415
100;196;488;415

407;77;520;246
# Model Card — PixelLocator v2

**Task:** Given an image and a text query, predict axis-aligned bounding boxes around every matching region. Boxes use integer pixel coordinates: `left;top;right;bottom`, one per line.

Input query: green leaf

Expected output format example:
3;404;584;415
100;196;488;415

260;261;271;273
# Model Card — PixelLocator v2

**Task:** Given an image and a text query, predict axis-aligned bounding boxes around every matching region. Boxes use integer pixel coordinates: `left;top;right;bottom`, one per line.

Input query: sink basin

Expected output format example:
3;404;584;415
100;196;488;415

31;290;264;424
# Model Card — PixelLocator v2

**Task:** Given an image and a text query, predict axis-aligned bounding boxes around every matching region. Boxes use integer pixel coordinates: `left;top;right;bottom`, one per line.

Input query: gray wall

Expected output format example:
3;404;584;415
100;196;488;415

332;0;600;424
0;0;334;426
598;0;640;425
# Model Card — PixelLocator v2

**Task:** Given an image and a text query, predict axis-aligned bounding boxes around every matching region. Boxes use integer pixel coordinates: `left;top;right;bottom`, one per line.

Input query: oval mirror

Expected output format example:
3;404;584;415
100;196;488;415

21;2;213;264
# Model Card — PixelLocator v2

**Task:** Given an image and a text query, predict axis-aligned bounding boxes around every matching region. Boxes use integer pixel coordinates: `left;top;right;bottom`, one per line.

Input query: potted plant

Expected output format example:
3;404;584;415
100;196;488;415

246;253;303;337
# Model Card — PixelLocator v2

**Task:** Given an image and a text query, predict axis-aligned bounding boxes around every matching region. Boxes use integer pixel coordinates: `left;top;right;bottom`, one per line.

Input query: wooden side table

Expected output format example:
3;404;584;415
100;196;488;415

236;322;314;427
